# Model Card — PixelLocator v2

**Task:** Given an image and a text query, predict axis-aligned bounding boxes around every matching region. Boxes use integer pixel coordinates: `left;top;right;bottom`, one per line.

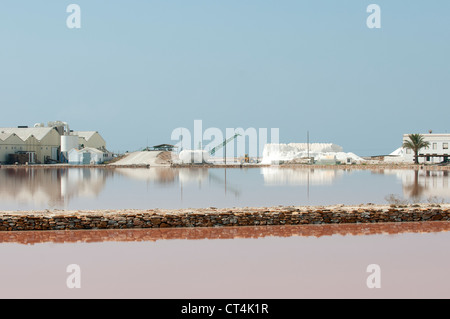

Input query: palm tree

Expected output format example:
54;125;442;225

403;134;430;164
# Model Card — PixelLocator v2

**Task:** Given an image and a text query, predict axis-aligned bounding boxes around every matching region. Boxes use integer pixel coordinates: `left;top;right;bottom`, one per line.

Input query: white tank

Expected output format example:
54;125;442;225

61;135;79;152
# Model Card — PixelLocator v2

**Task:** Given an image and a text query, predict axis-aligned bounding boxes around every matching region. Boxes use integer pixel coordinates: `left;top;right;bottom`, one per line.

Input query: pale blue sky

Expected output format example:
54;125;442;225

0;1;449;156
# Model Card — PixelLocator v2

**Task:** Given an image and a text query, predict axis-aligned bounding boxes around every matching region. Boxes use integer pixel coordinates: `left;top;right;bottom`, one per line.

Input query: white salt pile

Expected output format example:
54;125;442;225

261;143;365;165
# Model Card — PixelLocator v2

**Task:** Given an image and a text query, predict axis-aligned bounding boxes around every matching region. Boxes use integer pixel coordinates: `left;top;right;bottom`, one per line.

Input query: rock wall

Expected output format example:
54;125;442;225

0;204;449;231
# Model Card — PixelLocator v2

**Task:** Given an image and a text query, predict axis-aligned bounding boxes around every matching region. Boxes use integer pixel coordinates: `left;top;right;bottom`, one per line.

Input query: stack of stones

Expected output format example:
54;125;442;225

0;204;449;231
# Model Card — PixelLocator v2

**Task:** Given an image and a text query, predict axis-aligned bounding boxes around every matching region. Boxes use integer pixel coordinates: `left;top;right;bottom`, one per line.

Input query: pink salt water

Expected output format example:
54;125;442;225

0;222;449;298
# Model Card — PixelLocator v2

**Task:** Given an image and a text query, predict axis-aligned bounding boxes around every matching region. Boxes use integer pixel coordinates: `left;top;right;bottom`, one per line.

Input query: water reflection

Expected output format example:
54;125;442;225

261;167;343;185
0;167;449;209
114;167;179;184
0;167;111;208
1;222;449;245
374;169;450;201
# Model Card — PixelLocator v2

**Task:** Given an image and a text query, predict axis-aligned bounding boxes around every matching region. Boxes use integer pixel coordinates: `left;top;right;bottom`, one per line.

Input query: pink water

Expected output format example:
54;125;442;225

1;222;449;298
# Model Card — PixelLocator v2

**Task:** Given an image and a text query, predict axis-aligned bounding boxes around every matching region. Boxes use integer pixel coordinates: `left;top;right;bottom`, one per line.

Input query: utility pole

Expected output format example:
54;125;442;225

307;130;310;164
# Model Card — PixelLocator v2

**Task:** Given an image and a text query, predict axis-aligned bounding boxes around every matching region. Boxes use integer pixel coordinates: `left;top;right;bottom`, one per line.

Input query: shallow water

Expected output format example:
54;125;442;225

0;222;449;298
0;166;448;210
2;167;449;299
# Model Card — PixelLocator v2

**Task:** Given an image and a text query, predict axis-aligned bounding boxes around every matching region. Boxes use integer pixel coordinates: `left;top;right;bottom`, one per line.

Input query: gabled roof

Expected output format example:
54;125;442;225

0;127;55;142
0;132;11;141
72;131;99;141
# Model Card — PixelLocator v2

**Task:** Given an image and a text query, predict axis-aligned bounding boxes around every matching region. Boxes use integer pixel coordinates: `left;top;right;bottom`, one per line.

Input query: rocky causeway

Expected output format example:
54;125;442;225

0;203;449;232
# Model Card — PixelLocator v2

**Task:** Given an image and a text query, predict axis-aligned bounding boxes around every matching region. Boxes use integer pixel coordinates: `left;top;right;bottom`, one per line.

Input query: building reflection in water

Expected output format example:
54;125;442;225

0;167;448;209
374;169;450;201
0;167;110;208
114;167;240;196
262;167;450;202
0;167;242;209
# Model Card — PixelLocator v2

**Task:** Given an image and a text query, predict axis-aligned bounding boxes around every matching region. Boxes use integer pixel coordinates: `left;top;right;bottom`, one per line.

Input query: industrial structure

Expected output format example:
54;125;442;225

177;133;242;164
0;121;110;164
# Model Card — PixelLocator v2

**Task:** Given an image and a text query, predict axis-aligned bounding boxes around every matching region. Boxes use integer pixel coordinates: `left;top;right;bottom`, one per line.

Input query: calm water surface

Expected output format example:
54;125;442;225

0;166;449;210
0;222;449;298
1;167;449;299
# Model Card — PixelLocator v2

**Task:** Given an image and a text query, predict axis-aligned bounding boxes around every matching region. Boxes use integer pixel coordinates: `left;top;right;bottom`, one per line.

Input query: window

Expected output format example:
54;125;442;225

432;143;437;150
444;143;449;150
406;148;411;154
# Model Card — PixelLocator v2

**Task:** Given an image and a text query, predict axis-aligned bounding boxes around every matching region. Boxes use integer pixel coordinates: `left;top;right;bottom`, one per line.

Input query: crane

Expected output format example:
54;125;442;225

209;133;241;156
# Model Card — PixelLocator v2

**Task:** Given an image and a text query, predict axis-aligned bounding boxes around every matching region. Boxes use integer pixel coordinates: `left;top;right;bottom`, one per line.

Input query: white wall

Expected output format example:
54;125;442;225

402;134;450;163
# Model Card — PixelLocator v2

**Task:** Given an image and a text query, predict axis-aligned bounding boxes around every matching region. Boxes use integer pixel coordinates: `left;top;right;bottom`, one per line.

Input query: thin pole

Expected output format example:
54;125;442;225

225;167;227;195
224;140;227;165
307;130;310;163
307;168;310;199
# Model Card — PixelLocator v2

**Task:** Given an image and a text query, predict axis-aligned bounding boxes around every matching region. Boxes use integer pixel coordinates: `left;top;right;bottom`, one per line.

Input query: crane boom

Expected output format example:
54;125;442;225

209;133;241;155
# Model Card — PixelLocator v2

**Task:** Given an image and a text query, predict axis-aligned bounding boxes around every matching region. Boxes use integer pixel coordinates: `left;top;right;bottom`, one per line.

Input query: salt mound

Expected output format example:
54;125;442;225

111;151;173;166
261;143;365;165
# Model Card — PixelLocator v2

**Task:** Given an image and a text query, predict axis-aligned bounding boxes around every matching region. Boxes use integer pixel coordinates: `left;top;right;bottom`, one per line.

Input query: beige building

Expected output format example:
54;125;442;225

72;131;107;150
0;123;108;164
0;127;61;164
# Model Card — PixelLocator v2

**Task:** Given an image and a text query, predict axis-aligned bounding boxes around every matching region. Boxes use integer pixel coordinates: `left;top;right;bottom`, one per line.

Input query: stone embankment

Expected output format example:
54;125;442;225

0;204;449;232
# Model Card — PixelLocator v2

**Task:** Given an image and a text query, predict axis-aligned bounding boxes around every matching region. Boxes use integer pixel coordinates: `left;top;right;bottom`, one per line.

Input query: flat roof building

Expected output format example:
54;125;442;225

386;133;450;164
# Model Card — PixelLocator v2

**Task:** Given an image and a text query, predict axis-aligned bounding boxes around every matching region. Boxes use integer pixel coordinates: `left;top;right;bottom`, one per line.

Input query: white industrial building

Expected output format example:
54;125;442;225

68;147;113;165
386;133;450;164
0;121;110;164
